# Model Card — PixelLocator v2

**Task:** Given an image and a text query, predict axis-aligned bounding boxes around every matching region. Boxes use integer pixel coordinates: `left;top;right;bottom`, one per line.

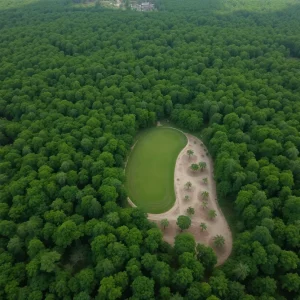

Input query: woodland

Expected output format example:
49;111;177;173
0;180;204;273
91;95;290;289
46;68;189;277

0;0;300;299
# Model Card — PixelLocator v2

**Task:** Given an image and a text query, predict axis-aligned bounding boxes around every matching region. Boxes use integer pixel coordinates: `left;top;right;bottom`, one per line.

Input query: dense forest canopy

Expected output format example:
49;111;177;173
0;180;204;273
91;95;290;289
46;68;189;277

0;0;300;299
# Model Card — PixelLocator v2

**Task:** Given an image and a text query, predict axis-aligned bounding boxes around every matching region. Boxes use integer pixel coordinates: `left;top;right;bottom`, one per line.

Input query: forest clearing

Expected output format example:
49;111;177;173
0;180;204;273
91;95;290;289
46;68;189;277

127;127;232;265
125;127;187;213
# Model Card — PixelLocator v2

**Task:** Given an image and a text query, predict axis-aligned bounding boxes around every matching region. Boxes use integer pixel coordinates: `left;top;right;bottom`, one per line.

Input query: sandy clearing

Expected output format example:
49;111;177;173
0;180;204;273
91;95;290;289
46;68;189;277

128;129;232;265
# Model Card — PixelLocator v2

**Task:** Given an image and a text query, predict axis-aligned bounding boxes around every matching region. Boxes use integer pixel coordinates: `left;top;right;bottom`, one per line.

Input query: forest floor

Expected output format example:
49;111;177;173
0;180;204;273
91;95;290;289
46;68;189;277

128;126;232;265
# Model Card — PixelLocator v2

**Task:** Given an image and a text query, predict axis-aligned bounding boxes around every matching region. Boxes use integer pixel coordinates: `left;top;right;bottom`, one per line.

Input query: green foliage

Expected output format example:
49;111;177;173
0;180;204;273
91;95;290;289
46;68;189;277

54;220;82;248
176;215;191;231
160;218;169;229
190;163;199;172
213;235;225;248
201;200;208;210
250;276;277;296
131;276;154;300
208;209;217;220
0;0;300;299
199;161;207;171
172;267;194;291
196;244;217;271
200;222;207;231
174;233;196;255
187;149;194;158
178;252;204;281
185;181;192;190
186;207;195;216
281;273;300;293
40;251;61;273
201;191;209;200
233;262;250;281
209;272;229;298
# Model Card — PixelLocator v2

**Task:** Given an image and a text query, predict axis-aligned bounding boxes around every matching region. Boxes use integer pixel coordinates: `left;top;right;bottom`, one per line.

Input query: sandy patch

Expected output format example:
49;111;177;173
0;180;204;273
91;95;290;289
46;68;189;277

128;130;232;265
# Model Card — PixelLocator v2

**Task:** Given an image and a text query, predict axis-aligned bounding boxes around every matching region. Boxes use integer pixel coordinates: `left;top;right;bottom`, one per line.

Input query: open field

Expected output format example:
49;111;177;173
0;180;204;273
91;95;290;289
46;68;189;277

125;127;187;213
128;126;232;265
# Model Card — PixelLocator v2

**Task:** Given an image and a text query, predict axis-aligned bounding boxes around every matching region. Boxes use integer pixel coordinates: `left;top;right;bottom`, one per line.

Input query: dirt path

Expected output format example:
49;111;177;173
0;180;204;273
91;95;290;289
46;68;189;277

128;131;232;265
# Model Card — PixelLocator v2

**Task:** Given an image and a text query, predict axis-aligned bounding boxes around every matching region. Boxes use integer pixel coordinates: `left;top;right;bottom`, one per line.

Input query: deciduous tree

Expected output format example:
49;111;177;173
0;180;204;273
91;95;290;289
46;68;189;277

176;215;191;231
160;219;169;230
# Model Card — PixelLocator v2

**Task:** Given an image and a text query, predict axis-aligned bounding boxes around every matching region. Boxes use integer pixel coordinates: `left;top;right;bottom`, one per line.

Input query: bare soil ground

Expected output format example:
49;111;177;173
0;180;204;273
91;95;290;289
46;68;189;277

128;129;232;265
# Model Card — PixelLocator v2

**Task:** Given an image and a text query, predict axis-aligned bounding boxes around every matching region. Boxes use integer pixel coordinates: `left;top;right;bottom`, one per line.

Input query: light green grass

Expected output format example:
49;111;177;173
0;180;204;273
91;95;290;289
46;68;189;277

125;127;187;213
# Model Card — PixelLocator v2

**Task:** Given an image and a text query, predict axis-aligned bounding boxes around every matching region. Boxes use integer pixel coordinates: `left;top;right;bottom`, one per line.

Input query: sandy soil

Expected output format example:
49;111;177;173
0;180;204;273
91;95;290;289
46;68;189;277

128;129;232;265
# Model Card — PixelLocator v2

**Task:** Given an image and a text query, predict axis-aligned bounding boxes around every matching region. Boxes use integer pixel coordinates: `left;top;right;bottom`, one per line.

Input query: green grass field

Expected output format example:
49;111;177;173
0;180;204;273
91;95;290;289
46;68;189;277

125;127;187;213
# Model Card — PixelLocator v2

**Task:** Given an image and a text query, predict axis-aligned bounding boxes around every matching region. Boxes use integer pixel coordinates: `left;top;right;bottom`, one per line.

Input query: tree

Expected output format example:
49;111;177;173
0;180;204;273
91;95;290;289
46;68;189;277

98;276;122;300
202;177;208;184
151;261;171;286
174;233;196;255
208;209;217;220
179;252;204;281
227;281;245;300
199;161;207;171
185;181;192;190
54;220;82;248
184;195;190;201
176;215;191;231
126;258;142;279
0;220;16;237
187;149;194;159
283;196;300;224
40;251;61;273
96;258;116;278
172;268;193;291
201;191;209;200
196;243;217;271
125;228;143;246
28;238;45;258
251;226;273;246
206;296;220;300
281;273;300;293
74;292;90;300
213;235;225;248
250;276;277;296
187;282;211;300
200;222;207;232
106;212;120;226
190;163;199;172
75;268;95;292
159;287;171;299
160;219;169;230
233;262;250;280
202;200;208;210
141;253;157;271
209;272;228;298
7;236;23;255
145;228;162;252
186;207;195;216
98;185;118;203
279;250;299;272
131;276;154;300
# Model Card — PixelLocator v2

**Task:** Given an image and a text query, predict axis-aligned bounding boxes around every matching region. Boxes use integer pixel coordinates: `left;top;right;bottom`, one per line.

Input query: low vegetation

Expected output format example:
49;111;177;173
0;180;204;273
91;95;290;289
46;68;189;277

126;127;186;213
